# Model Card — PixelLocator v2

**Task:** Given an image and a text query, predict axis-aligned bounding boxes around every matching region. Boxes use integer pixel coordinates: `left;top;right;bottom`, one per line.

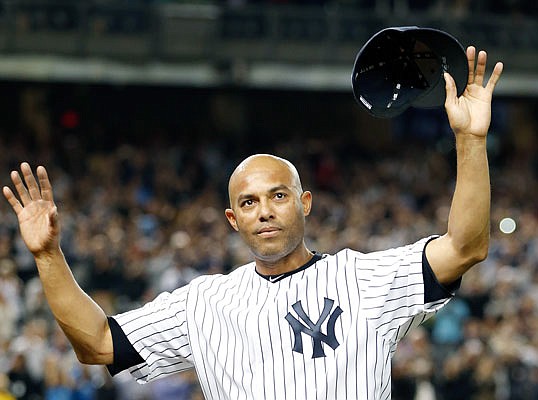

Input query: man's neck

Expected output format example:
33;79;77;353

255;245;314;276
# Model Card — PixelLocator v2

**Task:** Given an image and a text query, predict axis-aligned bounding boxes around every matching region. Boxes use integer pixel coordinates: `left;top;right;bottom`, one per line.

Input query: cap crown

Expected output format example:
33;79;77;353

351;27;468;118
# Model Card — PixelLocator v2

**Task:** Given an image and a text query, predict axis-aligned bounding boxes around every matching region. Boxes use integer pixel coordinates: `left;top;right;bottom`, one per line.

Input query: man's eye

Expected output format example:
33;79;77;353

242;200;254;207
275;193;286;199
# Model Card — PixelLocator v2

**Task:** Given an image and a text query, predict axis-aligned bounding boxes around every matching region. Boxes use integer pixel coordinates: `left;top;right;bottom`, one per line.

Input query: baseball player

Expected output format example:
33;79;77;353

3;46;502;399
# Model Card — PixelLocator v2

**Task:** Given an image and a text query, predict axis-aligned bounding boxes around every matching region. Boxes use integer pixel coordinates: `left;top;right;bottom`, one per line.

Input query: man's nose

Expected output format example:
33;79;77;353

258;199;274;221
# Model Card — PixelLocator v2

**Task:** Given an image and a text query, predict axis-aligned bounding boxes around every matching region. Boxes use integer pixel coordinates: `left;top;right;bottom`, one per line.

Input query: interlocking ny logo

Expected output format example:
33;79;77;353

285;298;343;358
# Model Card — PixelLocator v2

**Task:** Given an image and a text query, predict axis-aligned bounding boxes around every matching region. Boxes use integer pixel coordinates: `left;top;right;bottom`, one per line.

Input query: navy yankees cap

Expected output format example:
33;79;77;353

351;26;468;118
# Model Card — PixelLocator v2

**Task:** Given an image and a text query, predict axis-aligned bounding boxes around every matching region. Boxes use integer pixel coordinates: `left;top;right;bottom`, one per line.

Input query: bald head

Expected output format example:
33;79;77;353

224;154;312;268
228;154;303;207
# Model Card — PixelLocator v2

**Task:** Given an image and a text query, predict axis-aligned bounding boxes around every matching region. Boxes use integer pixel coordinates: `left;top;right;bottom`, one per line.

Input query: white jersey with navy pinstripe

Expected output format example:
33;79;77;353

112;236;451;399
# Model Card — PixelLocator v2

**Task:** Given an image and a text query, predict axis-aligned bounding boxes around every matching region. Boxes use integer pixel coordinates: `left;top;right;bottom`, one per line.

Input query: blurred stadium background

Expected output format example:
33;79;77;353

0;1;537;399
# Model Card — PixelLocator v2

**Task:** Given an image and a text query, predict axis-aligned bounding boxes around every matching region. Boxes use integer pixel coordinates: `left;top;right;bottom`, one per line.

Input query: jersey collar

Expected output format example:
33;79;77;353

256;253;323;284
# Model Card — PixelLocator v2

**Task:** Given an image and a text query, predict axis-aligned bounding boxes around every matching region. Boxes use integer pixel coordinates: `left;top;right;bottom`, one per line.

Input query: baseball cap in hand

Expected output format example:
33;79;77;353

351;26;468;118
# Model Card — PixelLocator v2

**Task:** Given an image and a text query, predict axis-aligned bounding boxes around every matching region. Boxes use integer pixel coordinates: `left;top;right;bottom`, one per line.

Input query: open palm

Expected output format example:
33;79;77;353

445;46;503;137
3;163;60;256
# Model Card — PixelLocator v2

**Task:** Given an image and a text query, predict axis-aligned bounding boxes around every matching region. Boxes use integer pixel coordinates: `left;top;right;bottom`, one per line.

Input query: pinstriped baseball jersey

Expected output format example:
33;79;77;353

112;236;452;399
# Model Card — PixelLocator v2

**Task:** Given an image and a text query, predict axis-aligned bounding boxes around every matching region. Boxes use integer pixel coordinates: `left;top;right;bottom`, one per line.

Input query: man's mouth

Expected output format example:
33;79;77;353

257;226;281;237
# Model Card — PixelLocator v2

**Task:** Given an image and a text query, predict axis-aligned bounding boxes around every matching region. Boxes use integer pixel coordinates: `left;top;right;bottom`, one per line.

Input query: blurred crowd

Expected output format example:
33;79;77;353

0;83;536;400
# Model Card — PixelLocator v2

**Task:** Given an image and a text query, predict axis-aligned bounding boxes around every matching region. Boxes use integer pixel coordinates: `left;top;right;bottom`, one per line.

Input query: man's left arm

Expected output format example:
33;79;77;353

426;46;503;285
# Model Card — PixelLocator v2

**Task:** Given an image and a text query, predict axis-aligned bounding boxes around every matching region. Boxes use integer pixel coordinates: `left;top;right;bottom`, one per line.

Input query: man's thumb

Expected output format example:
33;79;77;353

444;72;458;106
49;206;59;230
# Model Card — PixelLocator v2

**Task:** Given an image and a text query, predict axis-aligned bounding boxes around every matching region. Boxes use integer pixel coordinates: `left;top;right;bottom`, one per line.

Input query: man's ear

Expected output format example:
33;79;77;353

225;208;239;231
301;191;312;216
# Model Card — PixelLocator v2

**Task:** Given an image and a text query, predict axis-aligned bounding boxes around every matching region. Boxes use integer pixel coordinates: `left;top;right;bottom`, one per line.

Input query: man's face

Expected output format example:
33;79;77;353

225;156;311;264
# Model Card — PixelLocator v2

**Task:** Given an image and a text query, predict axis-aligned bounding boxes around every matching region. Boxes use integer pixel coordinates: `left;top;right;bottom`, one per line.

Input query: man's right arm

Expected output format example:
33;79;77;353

34;247;114;365
3;163;113;365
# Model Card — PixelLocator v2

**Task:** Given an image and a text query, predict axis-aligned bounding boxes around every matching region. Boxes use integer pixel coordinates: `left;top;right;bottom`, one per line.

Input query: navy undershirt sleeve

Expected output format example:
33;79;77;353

422;247;461;303
106;316;144;376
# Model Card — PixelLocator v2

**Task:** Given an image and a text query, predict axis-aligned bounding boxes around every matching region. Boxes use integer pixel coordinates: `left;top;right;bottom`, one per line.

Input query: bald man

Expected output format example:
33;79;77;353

225;154;313;276
4;47;502;399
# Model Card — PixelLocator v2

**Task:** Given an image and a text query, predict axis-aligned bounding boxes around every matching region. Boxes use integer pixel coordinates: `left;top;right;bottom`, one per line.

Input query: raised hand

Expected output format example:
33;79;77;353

3;163;60;256
444;46;504;137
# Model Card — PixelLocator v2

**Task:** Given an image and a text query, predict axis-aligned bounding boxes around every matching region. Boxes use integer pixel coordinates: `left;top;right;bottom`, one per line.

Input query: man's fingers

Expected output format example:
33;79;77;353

8;163;53;208
3;186;23;215
465;45;503;94
21;162;41;201
486;62;504;92
11;170;31;206
37;166;54;202
473;50;488;87
466;46;476;86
